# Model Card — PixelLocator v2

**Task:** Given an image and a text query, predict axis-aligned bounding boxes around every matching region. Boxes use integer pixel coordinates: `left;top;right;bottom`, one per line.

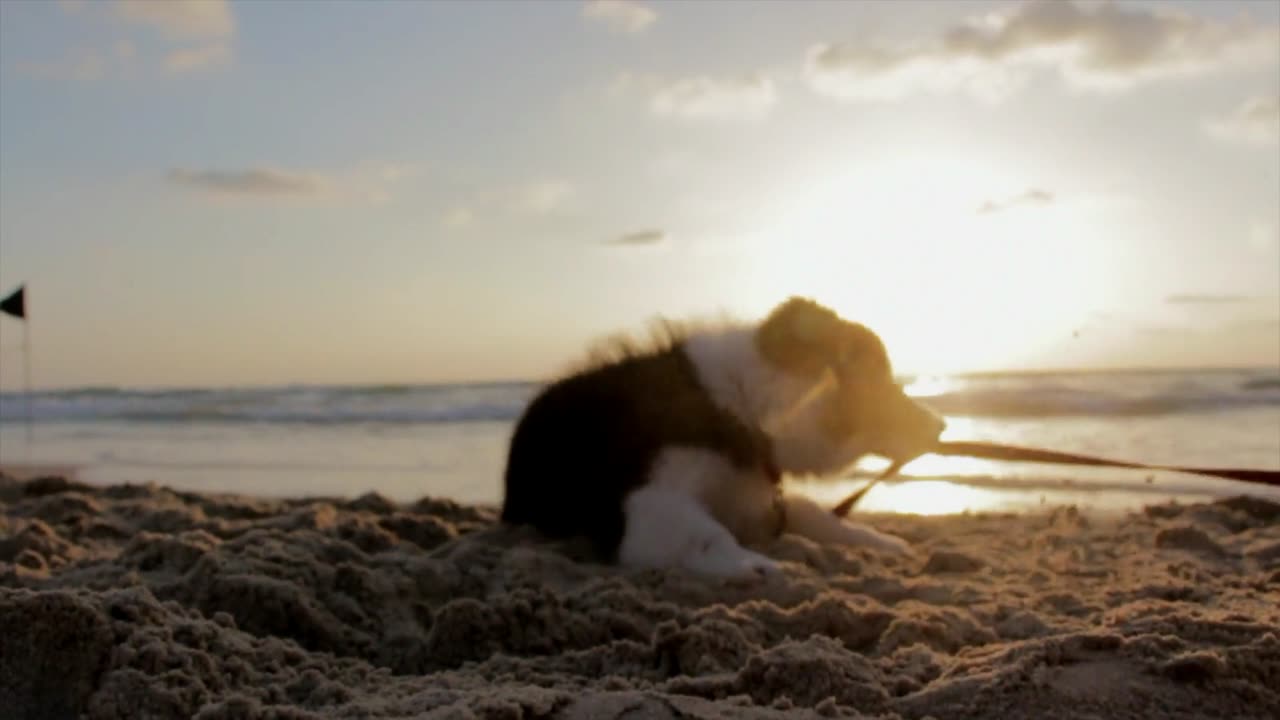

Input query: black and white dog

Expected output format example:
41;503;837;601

501;297;945;580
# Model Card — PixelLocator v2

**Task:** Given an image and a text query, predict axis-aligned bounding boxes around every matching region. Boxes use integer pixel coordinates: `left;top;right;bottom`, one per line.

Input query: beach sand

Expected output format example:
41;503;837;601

2;471;1279;719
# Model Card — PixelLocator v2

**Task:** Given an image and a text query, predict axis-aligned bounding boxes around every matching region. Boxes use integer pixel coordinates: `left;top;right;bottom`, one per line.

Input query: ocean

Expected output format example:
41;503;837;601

1;368;1278;515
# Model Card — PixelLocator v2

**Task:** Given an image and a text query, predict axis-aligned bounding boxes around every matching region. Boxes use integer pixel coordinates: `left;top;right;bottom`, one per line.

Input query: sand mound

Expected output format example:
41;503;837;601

2;473;1279;719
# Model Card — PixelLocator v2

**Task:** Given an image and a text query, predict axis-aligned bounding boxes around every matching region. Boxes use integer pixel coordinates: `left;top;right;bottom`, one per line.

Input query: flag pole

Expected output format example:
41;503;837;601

23;313;32;456
0;284;32;460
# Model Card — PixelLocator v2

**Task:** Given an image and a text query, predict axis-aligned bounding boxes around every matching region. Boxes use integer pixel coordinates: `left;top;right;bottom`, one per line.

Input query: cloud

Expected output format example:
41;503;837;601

18;50;109;82
977;188;1054;214
1206;94;1280;146
606;229;667;246
166;163;412;205
435;178;578;226
582;0;656;34
113;0;234;39
805;42;1026;102
168;168;328;196
651;74;778;120
805;0;1279;102
31;0;235;79
512;180;576;215
375;164;418;183
163;43;231;74
442;207;475;229
1164;294;1254;305
1230;316;1280;331
1249;221;1279;253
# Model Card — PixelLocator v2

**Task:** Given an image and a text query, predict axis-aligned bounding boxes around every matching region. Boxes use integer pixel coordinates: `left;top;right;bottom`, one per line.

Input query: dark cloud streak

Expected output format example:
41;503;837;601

167;168;326;196
977;188;1054;214
606;229;667;247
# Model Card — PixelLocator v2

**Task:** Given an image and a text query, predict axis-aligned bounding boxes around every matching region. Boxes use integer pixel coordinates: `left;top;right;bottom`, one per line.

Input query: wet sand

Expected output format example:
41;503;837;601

2;471;1279;719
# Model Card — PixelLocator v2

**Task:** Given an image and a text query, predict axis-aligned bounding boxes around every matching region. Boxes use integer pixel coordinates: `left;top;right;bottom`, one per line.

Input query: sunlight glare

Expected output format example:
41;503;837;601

746;146;1106;375
854;480;1006;516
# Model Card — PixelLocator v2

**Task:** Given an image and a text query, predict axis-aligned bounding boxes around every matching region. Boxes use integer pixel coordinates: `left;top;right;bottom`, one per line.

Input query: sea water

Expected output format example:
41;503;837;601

2;369;1278;515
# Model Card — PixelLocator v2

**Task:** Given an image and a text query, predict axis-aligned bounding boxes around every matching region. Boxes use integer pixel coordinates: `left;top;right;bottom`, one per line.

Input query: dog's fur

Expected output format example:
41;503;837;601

501;297;945;580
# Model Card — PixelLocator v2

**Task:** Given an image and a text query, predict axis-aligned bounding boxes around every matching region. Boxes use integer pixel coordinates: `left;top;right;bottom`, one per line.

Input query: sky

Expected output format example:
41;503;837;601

0;0;1277;390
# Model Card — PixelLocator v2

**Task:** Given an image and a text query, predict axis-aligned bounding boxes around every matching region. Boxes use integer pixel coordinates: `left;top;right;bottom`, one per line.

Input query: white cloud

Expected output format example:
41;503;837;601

33;0;236;79
607;70;661;99
512;180;577;215
805;43;1026;102
375;164;418;183
1248;220;1279;253
19;40;143;82
1165;293;1254;305
113;0;234;39
611;71;780;120
163;43;231;74
1206;94;1280;146
806;0;1280;102
582;0;656;35
442;207;476;229
435;177;578;226
18;50;109;82
651;74;778;120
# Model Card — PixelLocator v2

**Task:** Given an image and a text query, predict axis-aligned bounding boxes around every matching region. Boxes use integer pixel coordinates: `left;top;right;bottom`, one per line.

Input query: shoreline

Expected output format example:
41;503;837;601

4;470;1280;719
4;458;1273;519
0;463;80;481
1;363;1274;396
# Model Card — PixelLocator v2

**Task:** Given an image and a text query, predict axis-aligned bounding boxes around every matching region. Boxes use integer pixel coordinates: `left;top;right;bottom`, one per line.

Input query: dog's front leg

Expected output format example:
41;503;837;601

618;484;780;580
780;493;913;555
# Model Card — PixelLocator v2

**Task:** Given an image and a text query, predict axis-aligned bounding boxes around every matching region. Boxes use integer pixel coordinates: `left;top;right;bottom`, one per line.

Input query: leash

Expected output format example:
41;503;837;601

831;440;1280;518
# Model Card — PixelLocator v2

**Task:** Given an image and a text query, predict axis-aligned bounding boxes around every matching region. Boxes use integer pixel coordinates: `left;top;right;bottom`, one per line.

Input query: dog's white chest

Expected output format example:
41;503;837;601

648;446;781;545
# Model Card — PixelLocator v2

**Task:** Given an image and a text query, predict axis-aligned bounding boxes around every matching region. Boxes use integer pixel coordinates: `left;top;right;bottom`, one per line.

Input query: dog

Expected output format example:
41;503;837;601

500;297;945;580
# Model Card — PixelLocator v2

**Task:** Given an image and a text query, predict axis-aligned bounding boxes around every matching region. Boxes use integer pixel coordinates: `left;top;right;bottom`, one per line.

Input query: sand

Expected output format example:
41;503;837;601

2;471;1279;720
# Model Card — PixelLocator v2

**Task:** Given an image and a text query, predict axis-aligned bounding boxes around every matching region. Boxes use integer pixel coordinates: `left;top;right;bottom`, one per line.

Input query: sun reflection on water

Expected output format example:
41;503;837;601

852;480;1008;515
853;415;1012;480
792;476;1013;516
789;411;1026;515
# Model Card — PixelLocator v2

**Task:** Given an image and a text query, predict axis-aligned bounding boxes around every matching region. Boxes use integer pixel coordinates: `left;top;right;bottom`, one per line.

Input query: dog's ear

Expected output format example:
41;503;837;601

837;322;893;381
775;297;841;339
756;297;842;377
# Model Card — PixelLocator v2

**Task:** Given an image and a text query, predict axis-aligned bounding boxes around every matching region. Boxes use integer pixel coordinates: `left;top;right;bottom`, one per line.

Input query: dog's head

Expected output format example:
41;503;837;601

754;297;945;474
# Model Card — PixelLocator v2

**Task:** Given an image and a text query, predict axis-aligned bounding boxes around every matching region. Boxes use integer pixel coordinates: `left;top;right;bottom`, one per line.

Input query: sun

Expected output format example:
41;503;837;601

741;146;1105;375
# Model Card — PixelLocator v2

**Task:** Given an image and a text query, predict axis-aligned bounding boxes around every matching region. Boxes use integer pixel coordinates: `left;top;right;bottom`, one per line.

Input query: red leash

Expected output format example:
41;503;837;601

832;440;1280;517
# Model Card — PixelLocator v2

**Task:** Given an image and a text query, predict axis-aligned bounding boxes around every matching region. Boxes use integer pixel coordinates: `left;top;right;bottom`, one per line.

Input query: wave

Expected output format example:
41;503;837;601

0;384;534;426
1;370;1276;425
916;386;1279;418
910;371;1280;419
829;471;1280;503
1241;377;1280;391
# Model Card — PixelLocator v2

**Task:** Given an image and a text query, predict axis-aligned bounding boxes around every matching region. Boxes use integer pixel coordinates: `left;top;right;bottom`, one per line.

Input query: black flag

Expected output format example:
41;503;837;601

0;285;25;320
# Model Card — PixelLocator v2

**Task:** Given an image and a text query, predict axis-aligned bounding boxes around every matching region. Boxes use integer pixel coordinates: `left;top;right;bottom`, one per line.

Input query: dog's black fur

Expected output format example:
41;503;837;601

501;342;773;561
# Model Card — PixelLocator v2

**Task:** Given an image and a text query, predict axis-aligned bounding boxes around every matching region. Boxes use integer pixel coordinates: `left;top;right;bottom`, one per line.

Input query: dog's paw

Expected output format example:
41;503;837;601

869;532;914;557
691;546;781;582
831;520;916;557
728;549;782;582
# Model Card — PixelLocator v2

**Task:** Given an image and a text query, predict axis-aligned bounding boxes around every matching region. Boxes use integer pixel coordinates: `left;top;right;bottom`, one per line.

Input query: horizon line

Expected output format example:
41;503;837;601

1;363;1277;395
